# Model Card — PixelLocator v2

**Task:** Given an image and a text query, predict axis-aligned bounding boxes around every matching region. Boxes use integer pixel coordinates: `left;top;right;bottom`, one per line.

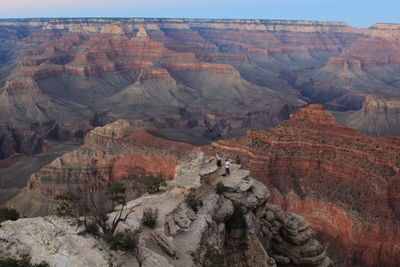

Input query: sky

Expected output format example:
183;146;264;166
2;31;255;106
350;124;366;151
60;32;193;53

0;0;399;28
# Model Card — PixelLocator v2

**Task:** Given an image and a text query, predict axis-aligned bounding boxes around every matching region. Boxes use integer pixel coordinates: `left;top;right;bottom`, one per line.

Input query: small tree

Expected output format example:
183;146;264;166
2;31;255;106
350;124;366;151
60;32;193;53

55;182;135;236
104;228;140;251
144;175;165;194
0;207;20;223
141;208;158;228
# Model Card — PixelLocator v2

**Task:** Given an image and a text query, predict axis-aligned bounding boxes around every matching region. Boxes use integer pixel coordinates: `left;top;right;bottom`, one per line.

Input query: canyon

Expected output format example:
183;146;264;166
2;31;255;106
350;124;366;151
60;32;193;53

1;18;400;266
1;158;332;267
6;105;400;266
0;18;400;161
211;105;400;266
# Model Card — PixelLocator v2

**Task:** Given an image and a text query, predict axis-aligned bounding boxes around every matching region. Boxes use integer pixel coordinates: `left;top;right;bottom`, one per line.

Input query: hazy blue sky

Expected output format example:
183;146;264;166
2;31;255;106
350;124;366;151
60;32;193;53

0;0;399;28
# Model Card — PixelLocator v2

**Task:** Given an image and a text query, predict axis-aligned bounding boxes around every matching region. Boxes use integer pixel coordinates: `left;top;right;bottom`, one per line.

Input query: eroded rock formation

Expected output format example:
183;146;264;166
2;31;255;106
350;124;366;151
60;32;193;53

0;157;331;267
211;104;400;266
1;18;400;161
8;120;194;216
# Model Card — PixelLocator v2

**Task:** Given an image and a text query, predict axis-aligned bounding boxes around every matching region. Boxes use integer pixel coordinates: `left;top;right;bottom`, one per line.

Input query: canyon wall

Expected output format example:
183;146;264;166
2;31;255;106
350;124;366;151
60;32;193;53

1;18;400;162
8;120;195;216
210;104;400;266
11;105;400;266
1;18;400;265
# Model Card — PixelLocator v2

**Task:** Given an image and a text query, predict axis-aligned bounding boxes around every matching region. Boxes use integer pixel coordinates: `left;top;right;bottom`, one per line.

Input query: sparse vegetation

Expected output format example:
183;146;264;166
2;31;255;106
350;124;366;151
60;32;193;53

55;182;136;236
120;229;141;252
0;255;49;267
84;220;99;236
215;182;227;195
141;208;158;228
0;207;19;223
144;174;166;194
104;229;140;252
185;193;203;213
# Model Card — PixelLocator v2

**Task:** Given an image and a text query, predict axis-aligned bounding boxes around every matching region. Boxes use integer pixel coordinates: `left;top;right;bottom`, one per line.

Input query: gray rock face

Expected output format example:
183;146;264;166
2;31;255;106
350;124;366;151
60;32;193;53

0;159;332;267
150;230;177;257
258;204;331;267
0;216;114;267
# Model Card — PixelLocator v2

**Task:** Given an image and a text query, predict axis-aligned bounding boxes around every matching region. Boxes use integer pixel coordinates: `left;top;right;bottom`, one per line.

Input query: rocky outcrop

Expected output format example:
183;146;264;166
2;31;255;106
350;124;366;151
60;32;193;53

0;156;331;267
210;104;400;266
8;120;194;216
0;216;114;266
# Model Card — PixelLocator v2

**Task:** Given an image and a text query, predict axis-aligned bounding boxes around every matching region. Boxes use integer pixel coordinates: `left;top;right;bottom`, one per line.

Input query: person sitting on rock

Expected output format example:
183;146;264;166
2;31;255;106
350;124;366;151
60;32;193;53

216;154;222;168
224;159;231;176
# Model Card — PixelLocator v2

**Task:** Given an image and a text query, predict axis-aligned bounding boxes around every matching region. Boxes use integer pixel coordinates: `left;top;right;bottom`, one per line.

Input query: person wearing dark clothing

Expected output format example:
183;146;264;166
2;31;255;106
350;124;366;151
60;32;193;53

216;154;222;168
235;155;241;165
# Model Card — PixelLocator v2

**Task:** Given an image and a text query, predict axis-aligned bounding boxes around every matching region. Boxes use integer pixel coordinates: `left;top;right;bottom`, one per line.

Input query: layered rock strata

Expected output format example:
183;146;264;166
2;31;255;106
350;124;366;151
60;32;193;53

8;120;194;216
1;18;400;160
0;158;331;267
211;104;400;266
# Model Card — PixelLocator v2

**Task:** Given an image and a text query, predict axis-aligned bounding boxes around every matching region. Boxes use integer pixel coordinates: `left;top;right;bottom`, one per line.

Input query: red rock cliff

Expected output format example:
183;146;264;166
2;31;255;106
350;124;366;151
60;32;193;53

210;104;400;266
22;120;194;198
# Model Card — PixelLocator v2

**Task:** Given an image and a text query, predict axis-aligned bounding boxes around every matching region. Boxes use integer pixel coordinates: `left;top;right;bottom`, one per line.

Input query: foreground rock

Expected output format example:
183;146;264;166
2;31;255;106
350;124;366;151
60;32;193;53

0;216;113;267
0;159;331;267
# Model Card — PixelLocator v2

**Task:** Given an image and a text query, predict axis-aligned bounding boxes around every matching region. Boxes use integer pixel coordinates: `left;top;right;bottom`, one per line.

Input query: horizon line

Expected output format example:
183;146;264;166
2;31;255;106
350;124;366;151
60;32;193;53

1;16;399;29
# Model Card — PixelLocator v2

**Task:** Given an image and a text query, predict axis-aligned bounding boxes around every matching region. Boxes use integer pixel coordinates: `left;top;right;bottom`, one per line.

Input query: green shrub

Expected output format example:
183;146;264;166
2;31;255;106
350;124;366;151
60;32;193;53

144;175;165;194
185;193;203;213
85;220;99;236
0;207;19;223
104;232;124;250
104;229;140;252
120;229;140;253
0;256;49;267
141;208;158;228
215;182;226;195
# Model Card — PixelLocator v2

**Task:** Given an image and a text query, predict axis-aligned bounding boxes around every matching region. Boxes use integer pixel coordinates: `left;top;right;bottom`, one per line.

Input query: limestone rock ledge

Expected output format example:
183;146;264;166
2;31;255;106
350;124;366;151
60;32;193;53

0;159;331;267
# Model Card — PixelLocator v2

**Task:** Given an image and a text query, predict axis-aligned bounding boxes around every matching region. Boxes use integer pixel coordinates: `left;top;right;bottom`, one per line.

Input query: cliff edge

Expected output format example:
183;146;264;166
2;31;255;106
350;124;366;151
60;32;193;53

0;157;331;267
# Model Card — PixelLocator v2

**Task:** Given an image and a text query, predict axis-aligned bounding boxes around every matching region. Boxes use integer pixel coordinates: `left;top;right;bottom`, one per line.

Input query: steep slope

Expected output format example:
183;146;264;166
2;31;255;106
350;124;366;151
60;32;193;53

9;105;400;266
8;120;195;216
0;77;92;158
211;104;400;266
1;158;331;267
0;18;399;159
